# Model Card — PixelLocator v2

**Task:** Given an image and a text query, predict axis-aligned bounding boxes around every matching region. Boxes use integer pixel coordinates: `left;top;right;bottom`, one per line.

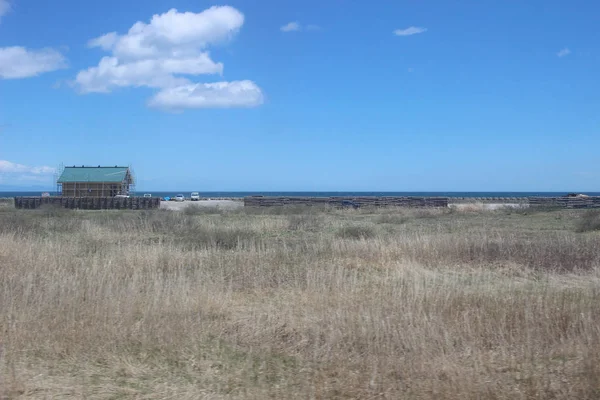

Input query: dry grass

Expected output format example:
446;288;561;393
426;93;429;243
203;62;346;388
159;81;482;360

1;206;600;399
576;210;600;233
0;198;13;209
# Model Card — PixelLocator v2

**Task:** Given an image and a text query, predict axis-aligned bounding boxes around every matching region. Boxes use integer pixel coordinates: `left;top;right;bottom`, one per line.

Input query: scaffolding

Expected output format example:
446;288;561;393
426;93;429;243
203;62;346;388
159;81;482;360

128;164;136;196
54;163;64;196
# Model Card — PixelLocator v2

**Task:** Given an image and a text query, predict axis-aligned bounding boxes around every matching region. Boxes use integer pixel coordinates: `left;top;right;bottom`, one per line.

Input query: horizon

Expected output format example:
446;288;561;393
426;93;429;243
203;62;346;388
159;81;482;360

2;188;600;196
1;0;599;191
1;182;600;194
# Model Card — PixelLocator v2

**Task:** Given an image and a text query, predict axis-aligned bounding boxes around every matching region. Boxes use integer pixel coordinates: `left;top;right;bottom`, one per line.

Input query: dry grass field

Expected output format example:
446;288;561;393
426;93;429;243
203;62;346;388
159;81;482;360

1;202;600;399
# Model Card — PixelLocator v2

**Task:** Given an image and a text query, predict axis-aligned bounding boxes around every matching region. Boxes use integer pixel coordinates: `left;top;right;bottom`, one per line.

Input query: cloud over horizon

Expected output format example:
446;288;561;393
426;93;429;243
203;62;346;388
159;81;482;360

281;21;300;32
76;6;263;110
394;26;427;36
557;48;571;57
0;160;56;175
280;21;320;32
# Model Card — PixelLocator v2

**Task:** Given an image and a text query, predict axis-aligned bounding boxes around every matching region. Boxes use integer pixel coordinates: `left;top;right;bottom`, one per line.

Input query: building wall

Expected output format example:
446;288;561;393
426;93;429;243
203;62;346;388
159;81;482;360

61;182;129;197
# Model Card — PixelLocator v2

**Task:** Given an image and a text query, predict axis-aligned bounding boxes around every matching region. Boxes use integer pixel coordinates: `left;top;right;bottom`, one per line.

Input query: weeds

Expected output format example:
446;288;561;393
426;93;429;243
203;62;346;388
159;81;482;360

0;197;14;208
38;203;71;218
575;210;600;233
239;205;330;215
376;213;409;224
0;206;599;398
336;224;375;239
175;225;259;250
183;204;223;216
287;214;323;231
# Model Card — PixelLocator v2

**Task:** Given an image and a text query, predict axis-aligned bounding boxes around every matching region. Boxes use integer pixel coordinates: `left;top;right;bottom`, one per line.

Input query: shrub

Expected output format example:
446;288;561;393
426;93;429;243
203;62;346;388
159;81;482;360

0;197;14;207
404;232;600;272
411;208;450;218
336;225;375;239
183;204;222;216
376;214;409;225
239;205;330;216
176;226;258;250
576;210;600;233
38;203;70;218
287;214;323;231
0;211;39;235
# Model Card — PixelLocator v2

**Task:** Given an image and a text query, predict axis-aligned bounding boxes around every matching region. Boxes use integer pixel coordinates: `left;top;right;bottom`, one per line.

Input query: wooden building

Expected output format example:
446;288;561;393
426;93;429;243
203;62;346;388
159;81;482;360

57;166;134;197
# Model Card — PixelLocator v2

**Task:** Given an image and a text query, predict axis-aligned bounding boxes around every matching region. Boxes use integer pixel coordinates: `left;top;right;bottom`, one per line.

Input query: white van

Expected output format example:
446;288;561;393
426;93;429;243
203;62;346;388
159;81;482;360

190;192;200;201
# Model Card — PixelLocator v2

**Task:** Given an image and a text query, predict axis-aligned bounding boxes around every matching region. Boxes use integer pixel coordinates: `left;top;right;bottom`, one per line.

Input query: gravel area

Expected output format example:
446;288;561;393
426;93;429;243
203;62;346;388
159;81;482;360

160;200;243;211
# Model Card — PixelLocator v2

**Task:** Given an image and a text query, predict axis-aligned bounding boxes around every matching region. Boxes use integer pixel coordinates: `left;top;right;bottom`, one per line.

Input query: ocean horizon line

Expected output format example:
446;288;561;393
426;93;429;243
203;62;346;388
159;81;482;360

2;190;599;199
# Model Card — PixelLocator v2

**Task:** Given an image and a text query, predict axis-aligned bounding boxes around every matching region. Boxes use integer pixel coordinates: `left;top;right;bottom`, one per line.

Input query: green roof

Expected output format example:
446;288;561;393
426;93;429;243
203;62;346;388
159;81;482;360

57;167;133;183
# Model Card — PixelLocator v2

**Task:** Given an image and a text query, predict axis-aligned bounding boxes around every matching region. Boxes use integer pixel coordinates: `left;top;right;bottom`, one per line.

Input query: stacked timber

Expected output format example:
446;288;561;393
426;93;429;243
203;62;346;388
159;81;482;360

14;197;161;210
244;196;449;208
245;196;600;209
528;197;600;208
451;197;527;204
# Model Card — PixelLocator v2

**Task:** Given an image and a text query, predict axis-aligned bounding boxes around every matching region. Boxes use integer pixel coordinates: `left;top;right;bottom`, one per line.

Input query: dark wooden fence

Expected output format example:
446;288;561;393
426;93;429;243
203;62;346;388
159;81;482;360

14;196;160;210
245;196;600;209
12;195;600;210
528;197;600;208
450;197;528;204
244;196;449;208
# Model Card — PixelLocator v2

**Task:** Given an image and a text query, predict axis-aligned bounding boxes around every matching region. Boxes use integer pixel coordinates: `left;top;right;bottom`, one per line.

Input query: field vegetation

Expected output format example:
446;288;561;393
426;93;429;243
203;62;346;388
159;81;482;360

1;203;600;398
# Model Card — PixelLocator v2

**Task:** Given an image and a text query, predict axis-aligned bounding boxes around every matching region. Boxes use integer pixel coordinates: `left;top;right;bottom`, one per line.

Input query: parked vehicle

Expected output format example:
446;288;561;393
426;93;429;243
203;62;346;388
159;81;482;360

114;194;130;199
143;193;152;198
175;194;185;202
190;192;200;201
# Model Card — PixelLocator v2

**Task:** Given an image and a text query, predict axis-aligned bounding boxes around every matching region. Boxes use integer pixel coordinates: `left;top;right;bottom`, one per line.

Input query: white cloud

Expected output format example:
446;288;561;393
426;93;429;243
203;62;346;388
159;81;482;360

280;22;320;32
0;2;67;79
88;32;119;51
281;21;301;32
0;160;55;175
76;6;262;110
87;6;244;60
394;26;427;36
0;0;10;22
0;46;67;79
149;80;263;110
76;54;222;92
557;48;571;57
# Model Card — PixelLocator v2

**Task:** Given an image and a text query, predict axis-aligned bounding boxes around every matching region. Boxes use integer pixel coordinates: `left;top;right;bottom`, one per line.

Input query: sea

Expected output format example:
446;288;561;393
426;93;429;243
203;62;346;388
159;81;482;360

2;191;599;198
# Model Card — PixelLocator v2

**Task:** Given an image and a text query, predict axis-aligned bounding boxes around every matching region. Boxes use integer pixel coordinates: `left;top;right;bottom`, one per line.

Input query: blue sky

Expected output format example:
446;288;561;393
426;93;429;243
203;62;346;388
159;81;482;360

0;0;598;191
